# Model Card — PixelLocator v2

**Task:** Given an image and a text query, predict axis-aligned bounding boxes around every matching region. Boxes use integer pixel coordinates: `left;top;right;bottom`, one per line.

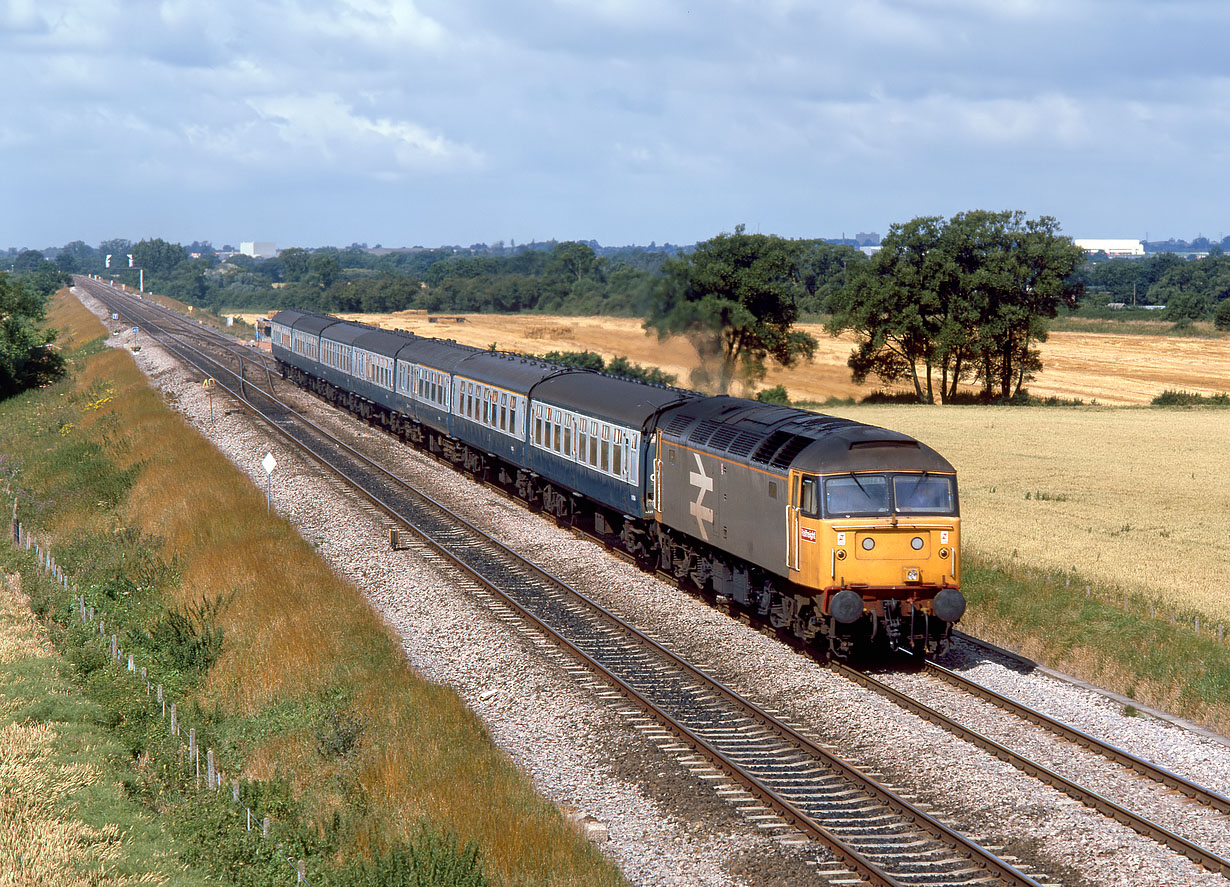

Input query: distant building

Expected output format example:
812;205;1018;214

1075;238;1145;257
239;241;277;259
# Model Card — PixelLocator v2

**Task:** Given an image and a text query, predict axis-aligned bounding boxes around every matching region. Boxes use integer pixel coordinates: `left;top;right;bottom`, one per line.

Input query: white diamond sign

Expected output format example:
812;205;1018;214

262;453;277;475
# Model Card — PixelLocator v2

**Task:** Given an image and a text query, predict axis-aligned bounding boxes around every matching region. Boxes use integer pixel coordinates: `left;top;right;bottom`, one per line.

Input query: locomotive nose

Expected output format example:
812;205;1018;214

933;588;966;623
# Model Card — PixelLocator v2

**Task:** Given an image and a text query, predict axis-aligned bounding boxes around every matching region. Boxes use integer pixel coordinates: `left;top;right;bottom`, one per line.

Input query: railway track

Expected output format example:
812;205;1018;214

77;278;1049;886
78;278;1230;884
828;660;1230;879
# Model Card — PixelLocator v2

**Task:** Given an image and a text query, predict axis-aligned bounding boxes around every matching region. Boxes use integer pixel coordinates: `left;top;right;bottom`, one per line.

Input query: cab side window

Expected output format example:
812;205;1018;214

799;476;818;516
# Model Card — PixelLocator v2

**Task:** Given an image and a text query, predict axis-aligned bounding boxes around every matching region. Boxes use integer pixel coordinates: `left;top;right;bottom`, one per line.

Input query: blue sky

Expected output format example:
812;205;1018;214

4;0;1228;250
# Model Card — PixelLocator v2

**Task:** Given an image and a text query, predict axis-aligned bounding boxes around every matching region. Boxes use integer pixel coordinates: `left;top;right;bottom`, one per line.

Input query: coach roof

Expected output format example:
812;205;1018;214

532;371;696;429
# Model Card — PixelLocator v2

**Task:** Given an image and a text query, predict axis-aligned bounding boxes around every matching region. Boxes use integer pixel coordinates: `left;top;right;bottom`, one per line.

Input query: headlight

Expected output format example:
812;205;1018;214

861;537;875;551
835;549;847;560
939;548;949;559
911;536;924;550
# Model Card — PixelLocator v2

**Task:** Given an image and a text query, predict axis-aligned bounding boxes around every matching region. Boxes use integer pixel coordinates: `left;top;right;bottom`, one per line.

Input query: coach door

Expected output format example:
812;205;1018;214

787;471;801;572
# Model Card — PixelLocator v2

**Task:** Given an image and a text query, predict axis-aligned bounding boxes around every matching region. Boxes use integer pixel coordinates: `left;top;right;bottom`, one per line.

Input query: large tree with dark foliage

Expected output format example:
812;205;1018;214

645;225;816;394
829;211;1084;403
0;272;65;399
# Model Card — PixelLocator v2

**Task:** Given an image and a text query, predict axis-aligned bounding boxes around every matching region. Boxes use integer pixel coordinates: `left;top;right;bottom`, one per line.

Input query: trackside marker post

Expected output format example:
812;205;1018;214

262;452;277;513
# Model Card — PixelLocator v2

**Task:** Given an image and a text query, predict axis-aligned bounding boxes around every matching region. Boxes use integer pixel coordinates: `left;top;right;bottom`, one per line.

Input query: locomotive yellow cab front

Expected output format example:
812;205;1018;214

789;464;963;655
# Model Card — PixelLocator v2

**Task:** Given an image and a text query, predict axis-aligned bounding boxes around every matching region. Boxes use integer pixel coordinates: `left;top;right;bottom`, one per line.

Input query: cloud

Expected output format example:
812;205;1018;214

236;93;485;175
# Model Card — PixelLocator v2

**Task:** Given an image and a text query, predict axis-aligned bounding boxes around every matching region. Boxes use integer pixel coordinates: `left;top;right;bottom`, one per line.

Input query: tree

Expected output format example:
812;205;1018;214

1215;298;1230;330
132;238;189;275
279;247;310;282
309;253;341;289
645;226;816;394
0;273;65;399
546;241;598;282
826;216;960;403
829;211;1084;403
13;250;47;273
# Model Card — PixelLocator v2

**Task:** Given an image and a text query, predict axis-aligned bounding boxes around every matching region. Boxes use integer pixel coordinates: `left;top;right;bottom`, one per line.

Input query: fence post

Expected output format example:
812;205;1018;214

207;749;216;790
232;780;240;803
298;860;305;883
263;816;270;838
169;703;177;737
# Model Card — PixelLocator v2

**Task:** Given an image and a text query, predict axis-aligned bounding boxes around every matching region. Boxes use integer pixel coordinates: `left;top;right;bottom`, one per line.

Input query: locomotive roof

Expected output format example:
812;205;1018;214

533;371;698;430
454;350;565;391
659;396;954;474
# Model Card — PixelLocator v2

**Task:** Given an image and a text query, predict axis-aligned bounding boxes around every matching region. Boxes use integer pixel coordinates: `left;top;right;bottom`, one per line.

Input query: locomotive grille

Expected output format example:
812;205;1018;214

726;431;762;457
750;430;794;465
706;425;740;451
663;413;696;437
769;434;814;468
688;419;724;446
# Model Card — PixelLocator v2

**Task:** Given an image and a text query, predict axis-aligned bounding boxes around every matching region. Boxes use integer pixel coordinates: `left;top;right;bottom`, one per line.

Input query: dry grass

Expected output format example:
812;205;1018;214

46;292;623;886
824;405;1230;622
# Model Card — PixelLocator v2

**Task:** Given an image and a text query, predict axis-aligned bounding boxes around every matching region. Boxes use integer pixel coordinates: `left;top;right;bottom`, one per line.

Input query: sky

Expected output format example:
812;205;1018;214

4;0;1229;251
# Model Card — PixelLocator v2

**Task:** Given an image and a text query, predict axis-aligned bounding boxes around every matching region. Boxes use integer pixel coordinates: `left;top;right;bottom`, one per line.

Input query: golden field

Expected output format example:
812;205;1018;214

281;312;1230;406
274;311;1230;621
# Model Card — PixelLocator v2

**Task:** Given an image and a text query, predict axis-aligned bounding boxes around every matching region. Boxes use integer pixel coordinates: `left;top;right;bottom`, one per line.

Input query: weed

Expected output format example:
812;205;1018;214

1123;704;1139;718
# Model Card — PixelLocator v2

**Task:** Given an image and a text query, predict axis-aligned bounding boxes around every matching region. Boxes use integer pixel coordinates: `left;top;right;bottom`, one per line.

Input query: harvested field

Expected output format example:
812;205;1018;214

277;312;1230;406
823;405;1230;622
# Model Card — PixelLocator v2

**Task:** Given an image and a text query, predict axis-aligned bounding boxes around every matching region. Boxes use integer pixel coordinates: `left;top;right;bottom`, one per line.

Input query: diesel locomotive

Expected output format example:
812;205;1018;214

270;309;964;656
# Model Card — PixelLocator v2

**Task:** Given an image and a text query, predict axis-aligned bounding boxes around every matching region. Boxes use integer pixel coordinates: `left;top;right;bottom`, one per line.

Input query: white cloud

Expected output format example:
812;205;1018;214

240;93;484;174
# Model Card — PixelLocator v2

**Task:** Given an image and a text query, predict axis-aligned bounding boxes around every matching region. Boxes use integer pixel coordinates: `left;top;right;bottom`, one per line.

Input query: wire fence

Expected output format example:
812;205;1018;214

10;512;314;884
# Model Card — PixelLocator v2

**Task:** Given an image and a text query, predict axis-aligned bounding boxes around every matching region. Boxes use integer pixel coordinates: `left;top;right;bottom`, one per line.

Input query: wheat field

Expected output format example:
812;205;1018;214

300;312;1230;406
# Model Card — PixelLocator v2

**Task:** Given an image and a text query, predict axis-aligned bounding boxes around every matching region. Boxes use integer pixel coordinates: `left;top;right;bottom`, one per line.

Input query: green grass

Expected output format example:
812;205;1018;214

959;554;1230;732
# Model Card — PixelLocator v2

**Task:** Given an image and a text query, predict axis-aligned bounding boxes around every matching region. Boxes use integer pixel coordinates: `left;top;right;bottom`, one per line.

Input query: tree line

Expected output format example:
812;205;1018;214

48;208;1230;403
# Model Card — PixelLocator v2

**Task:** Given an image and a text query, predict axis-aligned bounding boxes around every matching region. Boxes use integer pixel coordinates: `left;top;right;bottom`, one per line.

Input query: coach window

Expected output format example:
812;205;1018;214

612;433;622;477
500;394;507;431
509;399;518;436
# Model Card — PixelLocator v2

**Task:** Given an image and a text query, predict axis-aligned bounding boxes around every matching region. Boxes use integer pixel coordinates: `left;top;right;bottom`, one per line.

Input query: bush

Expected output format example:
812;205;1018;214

325;828;490;887
755;384;791;405
1152;389;1230;406
1215;299;1230;331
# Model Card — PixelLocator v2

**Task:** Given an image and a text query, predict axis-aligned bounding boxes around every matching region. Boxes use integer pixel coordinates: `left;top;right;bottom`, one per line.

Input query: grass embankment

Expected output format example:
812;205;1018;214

0;291;624;886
